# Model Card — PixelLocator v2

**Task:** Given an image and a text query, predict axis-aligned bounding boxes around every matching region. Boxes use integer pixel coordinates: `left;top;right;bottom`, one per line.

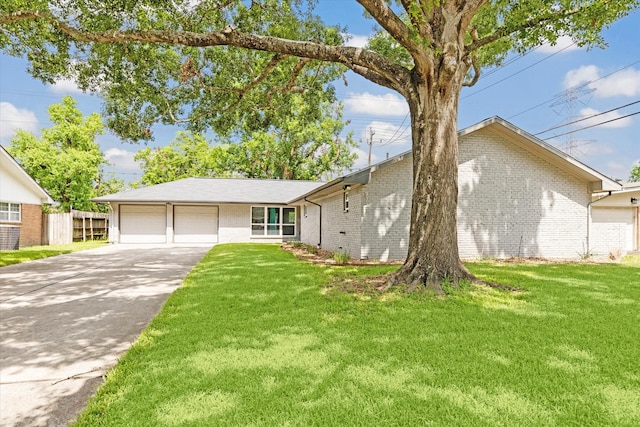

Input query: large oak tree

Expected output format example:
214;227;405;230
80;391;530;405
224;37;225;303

2;0;636;291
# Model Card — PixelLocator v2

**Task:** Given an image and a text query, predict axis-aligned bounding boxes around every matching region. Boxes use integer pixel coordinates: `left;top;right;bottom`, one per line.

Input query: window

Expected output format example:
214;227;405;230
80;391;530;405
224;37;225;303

251;206;296;237
343;190;349;213
0;202;21;222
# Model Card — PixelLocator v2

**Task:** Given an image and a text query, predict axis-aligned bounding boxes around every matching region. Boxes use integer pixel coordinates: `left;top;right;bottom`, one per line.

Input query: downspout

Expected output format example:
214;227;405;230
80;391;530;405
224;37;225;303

304;197;322;248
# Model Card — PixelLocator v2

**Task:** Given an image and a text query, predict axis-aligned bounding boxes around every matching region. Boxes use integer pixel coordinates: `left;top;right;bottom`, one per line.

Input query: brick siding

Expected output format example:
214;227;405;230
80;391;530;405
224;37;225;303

318;128;593;260
0;203;44;247
317;187;362;259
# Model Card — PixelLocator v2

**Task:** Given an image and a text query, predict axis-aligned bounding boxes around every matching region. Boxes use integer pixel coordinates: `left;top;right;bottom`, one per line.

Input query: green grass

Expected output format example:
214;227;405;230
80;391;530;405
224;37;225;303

75;244;640;426
0;240;107;266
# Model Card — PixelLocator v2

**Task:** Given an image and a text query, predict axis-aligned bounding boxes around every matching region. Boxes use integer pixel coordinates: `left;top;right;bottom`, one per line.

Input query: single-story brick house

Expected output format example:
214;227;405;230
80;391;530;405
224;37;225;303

0;146;54;249
93;178;324;244
94;117;637;259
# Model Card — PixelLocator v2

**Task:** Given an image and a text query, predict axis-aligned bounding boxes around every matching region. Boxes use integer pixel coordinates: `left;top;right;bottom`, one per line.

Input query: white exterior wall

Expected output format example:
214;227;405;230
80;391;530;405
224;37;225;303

590;189;640;254
218;204;250;243
0;165;43;205
110;202;302;244
300;203;320;247
318;187;362;259
361;159;412;261
457;129;590;258
218;204;301;243
590;207;636;254
320;128;593;260
108;203;120;244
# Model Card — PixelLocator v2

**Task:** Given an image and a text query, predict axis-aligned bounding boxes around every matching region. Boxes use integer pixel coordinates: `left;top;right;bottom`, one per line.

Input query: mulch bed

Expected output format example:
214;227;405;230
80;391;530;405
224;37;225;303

280;242;403;266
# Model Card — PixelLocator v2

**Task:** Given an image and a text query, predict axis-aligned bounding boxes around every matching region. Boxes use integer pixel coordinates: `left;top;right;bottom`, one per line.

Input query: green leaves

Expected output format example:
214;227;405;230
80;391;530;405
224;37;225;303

134;97;356;185
7;96;118;212
629;163;640;183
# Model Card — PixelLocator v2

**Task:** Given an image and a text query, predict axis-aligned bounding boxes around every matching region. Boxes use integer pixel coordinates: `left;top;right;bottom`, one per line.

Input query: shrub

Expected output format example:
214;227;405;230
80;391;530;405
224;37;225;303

333;250;350;264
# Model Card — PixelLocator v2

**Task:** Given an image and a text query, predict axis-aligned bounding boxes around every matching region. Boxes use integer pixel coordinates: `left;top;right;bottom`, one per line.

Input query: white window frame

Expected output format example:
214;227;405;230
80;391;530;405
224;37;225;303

251;206;296;237
0;202;21;222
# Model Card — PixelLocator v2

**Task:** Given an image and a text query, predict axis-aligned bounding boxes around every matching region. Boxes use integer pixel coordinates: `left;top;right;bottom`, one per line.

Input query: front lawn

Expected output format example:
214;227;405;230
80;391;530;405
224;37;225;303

75;244;640;426
0;240;108;267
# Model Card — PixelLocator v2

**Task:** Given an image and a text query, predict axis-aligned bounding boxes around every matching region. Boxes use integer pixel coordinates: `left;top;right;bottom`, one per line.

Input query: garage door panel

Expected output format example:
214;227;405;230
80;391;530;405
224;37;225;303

174;206;218;243
120;205;166;243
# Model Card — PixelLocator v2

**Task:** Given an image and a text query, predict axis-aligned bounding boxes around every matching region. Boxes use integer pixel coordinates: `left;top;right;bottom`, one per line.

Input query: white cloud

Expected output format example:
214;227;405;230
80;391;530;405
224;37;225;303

563;65;640;98
563;65;600;89
343;33;369;48
593;68;640;98
578;107;634;129
537;35;580;54
0;102;38;142
351;147;379;169
103;148;140;170
361;120;411;146
344;92;409;116
49;77;84;94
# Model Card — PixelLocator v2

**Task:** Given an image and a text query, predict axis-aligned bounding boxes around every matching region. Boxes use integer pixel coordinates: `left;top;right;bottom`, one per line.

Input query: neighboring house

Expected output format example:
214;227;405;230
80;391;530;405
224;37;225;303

94;117;635;259
590;182;640;255
0;146;54;249
293;117;626;260
92;178;325;244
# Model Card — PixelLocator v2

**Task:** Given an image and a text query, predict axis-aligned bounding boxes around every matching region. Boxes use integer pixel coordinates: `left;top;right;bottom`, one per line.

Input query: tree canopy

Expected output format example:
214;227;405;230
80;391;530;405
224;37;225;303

2;0;636;290
135;97;356;186
7;96;124;212
630;162;640;183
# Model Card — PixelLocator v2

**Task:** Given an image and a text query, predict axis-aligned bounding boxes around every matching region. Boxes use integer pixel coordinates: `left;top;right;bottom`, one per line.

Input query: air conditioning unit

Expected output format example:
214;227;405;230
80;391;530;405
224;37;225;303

0;225;20;250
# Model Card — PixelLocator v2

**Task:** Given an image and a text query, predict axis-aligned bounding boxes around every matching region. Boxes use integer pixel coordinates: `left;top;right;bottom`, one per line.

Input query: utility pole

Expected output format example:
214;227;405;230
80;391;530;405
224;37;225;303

367;127;375;166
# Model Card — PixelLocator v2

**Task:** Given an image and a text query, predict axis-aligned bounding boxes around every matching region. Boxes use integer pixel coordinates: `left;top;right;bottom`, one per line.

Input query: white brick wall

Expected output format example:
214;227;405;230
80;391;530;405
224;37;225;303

316;128;594;260
218;204;250;243
361;159;412;261
457;129;590;258
318;187;362;259
590;207;635;254
300;203;320;247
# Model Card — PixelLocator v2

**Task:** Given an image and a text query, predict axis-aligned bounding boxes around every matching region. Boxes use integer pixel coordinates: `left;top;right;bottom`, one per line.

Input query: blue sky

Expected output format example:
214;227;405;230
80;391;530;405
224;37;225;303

1;5;639;184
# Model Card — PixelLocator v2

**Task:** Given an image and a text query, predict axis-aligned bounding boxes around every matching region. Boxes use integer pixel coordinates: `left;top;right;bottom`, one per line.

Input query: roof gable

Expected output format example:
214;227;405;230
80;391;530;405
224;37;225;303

0;146;54;204
460;117;621;192
294;116;621;202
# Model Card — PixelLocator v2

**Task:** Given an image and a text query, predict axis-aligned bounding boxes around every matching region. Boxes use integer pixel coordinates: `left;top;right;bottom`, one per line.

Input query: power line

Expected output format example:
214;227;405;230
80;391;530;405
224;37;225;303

507;59;640;119
461;43;576;100
379;112;409;146
544;111;640;139
535;100;640;135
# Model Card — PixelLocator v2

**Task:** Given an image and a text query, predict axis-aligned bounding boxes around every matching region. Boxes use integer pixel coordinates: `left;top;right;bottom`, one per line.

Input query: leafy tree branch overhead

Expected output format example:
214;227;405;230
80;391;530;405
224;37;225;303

2;0;636;291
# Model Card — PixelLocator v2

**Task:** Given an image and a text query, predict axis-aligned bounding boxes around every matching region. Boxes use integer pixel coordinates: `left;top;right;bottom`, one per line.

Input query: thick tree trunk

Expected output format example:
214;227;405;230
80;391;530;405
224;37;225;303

390;65;473;293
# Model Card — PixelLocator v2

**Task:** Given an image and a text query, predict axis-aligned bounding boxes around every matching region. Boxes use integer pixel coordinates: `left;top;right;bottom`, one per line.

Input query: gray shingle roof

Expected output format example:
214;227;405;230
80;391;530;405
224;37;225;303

92;177;325;204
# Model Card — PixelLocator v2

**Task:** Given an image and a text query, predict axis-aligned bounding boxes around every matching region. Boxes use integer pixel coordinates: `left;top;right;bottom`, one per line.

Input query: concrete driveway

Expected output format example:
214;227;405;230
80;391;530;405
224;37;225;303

0;244;212;427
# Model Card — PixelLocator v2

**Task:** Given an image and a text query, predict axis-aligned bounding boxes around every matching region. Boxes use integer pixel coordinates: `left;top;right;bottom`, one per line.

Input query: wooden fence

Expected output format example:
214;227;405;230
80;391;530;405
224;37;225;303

43;210;109;245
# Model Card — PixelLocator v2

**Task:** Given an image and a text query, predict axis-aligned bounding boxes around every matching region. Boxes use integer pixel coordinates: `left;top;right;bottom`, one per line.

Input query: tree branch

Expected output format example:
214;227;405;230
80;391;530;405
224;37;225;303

0;10;411;95
466;3;594;53
357;0;425;57
462;54;480;87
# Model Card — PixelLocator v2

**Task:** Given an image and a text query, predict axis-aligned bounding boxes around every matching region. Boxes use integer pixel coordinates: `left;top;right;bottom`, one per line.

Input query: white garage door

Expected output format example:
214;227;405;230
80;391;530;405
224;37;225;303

120;205;167;243
174;205;219;243
591;207;635;252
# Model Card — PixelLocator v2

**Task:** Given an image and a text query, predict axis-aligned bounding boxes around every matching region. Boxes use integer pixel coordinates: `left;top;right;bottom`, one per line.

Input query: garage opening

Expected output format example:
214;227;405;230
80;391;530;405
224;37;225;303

174;205;218;243
120;205;167;243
